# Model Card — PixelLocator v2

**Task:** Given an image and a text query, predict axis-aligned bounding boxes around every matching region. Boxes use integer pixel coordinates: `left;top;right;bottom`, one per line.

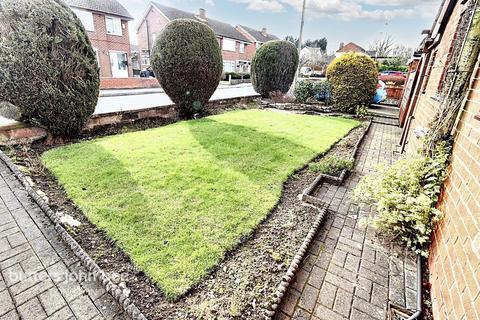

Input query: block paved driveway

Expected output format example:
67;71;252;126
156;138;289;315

0;161;128;319
276;122;418;320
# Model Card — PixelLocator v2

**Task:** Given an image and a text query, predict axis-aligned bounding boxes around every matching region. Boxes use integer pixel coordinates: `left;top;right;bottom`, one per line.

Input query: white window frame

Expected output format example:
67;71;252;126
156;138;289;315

105;16;122;36
141;50;150;66
223;60;235;72
93;47;100;67
239;43;245;54
222;38;236;52
72;8;94;32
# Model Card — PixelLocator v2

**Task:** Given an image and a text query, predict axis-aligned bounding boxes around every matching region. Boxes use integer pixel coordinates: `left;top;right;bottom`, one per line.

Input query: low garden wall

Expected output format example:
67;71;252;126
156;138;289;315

100;77;160;90
386;85;404;101
0;95;260;145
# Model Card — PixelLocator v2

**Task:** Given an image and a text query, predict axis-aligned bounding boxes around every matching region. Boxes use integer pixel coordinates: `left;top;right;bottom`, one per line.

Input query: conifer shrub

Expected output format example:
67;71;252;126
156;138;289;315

327;52;378;113
251;40;299;98
151;19;223;118
0;0;100;135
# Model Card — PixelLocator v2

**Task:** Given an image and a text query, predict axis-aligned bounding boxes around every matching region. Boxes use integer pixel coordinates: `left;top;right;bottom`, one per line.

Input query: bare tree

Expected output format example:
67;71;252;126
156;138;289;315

370;34;396;57
391;44;414;65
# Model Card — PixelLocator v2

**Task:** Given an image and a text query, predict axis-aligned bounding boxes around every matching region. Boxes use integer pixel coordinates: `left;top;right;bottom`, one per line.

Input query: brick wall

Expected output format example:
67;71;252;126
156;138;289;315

137;6;170;68
428;59;480;320
403;2;480;319
100;78;160;90
220;38;252;63
137;5;254;72
88;13;132;78
236;27;257;61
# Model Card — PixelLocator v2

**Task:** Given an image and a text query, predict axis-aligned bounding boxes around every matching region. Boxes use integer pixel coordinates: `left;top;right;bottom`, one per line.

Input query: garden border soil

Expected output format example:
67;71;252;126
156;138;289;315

266;119;372;319
7;110;369;319
301;120;372;206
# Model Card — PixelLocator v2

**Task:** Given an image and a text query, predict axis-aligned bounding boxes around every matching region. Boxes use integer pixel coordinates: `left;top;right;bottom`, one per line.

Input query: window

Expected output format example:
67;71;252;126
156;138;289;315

152;33;157;44
239;43;245;54
421;50;437;94
72;8;94;31
93;48;100;66
222;38;236;52
106;16;122;36
141;50;150;66
223;60;235;72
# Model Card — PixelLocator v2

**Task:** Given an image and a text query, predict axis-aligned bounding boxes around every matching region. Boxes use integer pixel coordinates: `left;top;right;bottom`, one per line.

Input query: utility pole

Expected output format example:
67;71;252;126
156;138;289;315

289;0;307;96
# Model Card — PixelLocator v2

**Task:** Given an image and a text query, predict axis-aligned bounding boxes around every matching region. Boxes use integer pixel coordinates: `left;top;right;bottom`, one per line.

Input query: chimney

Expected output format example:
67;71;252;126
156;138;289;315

261;28;267;36
198;8;206;20
339;42;344;50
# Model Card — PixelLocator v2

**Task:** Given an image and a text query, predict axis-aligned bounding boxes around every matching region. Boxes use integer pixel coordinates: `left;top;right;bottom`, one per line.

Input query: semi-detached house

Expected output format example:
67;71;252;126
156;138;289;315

136;2;278;73
65;0;134;78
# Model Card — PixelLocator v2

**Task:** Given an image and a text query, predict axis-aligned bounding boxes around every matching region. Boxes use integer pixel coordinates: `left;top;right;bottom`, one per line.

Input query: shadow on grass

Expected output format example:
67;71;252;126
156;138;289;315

187;118;315;186
44;142;149;228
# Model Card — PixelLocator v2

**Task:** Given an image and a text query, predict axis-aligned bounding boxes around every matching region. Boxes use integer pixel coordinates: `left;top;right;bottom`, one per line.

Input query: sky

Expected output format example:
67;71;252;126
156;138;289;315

122;0;443;53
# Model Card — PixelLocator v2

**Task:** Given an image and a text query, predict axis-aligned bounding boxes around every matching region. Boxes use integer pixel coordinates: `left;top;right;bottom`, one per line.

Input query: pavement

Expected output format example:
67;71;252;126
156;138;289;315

275;120;418;320
95;83;257;115
0;160;127;320
0;84;258;127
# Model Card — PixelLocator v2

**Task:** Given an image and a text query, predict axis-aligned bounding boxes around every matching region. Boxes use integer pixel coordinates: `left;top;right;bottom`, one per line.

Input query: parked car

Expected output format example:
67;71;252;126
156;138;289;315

379;70;406;81
140;67;155;78
300;67;313;77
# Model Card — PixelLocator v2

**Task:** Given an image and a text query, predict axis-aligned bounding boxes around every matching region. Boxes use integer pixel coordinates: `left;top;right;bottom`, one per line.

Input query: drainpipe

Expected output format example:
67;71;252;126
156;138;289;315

145;18;151;64
407;255;423;320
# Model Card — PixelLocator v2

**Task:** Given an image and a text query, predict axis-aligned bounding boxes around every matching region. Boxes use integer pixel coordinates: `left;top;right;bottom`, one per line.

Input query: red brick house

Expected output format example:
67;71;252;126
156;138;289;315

399;0;480;318
136;2;277;74
335;42;376;58
65;0;133;78
236;25;279;61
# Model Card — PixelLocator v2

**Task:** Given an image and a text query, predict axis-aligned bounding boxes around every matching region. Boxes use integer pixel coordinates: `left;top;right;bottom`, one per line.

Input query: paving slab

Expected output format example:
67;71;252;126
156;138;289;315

0;160;128;319
276;122;418;320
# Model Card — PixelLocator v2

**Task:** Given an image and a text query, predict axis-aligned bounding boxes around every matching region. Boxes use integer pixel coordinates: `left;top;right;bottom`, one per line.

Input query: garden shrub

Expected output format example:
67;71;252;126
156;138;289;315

251;40;299;98
151;19;222;118
379;64;409;72
294;81;313;103
312;81;331;104
381;75;406;86
353;142;451;257
327;52;378;113
309;156;354;176
294;80;331;104
0;0;100;135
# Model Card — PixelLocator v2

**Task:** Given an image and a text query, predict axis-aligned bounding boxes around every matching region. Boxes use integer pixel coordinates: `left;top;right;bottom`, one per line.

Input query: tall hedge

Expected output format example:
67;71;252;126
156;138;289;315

251;40;299;98
0;0;100;135
326;52;378;113
151;19;222;118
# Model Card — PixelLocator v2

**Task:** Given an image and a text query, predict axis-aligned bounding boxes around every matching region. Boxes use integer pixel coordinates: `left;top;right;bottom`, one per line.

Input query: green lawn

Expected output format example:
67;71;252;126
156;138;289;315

42;109;358;298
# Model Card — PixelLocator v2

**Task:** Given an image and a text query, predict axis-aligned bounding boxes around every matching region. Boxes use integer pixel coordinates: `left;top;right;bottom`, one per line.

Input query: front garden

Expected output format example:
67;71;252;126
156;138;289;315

42;109;358;298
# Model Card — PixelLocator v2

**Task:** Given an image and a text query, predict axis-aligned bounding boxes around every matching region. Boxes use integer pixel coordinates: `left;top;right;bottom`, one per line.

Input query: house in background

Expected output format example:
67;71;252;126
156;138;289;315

335;42;378;59
65;0;133;78
136;2;278;74
236;25;279;60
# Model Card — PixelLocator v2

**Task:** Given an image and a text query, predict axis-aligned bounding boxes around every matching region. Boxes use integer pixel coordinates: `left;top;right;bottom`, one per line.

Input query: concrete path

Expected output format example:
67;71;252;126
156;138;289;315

0;161;127;319
95;84;258;115
275;122;418;320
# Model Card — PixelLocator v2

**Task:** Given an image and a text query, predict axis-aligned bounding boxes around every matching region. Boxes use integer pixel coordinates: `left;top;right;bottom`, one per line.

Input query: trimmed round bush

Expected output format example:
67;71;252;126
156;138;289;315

327;52;378;113
151;19;222;118
251;40;299;98
0;0;100;135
